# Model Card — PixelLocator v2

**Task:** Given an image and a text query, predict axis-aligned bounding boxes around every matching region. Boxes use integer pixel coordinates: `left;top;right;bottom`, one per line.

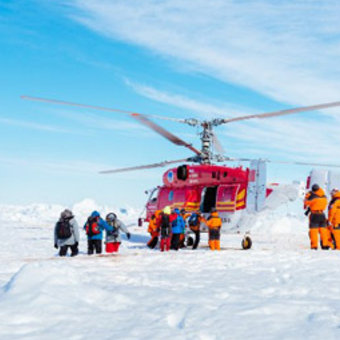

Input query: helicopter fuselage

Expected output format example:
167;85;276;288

144;163;271;231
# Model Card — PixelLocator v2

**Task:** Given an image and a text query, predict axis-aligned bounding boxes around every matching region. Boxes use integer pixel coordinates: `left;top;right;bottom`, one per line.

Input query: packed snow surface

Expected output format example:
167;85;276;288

1;198;340;339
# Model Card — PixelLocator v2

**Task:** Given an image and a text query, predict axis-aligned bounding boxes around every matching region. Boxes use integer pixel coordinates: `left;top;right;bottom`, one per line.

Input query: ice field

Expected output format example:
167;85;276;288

1;198;340;340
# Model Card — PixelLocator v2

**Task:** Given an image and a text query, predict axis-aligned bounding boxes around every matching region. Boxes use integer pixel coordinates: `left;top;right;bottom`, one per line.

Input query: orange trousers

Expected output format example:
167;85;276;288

332;229;340;250
309;228;329;249
209;240;220;251
326;226;335;250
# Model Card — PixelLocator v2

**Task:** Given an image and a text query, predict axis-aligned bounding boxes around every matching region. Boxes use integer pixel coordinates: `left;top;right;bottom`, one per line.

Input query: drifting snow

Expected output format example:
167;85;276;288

1;195;340;339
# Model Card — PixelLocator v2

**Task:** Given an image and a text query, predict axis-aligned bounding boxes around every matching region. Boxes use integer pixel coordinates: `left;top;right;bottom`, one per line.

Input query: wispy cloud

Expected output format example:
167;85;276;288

124;78;250;118
0;156;167;179
0;156;108;174
0;117;88;135
49;1;340;168
123;79;340;164
221;117;340;163
65;0;340;106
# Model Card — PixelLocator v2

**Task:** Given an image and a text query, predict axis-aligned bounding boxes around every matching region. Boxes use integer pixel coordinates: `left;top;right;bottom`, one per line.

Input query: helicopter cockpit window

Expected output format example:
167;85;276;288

200;186;218;213
177;165;188;181
148;189;158;203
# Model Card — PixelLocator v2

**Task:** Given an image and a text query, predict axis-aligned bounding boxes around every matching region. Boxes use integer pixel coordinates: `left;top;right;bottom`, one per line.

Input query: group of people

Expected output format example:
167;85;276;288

147;206;222;251
54;209;130;257
54;205;222;256
304;184;340;250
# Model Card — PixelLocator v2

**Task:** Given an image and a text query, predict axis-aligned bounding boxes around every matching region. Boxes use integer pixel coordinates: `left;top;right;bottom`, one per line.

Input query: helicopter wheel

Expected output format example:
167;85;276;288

187;236;194;247
241;235;252;250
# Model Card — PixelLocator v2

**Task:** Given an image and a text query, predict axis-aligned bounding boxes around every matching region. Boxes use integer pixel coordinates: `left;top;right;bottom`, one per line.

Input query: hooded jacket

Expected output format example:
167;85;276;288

148;210;161;235
84;211;113;240
105;219;129;243
304;188;328;212
204;211;222;230
171;209;186;234
328;192;340;227
54;217;80;247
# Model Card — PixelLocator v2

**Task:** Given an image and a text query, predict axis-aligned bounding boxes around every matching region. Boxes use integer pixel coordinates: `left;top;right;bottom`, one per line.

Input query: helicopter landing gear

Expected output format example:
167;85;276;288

186;236;194;247
241;233;252;250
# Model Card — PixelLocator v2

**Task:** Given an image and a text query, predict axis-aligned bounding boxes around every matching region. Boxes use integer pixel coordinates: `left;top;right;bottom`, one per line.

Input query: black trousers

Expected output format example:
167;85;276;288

171;233;181;250
88;239;102;255
192;230;200;250
147;236;158;249
209;229;220;240
59;244;78;257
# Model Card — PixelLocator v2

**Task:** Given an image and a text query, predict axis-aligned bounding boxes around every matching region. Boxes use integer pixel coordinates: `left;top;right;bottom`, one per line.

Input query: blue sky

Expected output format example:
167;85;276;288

1;0;340;207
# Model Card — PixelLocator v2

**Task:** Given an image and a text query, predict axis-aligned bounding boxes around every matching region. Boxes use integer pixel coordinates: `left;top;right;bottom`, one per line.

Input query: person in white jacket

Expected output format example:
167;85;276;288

54;209;80;256
105;212;131;253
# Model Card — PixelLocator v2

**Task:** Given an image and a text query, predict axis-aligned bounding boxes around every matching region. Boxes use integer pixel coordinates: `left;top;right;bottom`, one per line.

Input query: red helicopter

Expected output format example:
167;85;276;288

22;96;340;248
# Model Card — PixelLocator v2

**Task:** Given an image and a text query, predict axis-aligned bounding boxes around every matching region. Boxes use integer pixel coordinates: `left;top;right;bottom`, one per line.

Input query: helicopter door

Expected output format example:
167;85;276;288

200;186;218;213
216;184;239;212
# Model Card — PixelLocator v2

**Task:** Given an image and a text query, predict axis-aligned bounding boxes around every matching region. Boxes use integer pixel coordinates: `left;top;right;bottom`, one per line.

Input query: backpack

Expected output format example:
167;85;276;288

107;220;118;238
160;213;171;237
188;213;199;227
86;216;101;237
56;219;72;239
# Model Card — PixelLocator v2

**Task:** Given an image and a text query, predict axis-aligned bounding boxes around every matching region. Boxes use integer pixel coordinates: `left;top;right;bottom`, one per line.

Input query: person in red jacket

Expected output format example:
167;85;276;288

159;206;173;252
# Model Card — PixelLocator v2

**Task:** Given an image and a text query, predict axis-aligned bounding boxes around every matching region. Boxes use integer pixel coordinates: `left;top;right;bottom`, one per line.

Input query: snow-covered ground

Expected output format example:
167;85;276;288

1;198;340;339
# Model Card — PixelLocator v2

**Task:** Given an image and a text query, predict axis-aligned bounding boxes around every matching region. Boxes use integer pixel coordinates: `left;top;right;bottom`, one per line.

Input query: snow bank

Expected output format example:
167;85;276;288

0;198;140;227
0;189;308;237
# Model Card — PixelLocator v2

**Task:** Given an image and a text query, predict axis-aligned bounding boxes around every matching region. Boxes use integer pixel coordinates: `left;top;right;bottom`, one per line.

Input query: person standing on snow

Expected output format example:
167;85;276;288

328;188;340;250
84;211;114;255
54;209;80;257
188;211;202;250
159;206;173;252
179;209;190;248
170;208;185;251
202;208;222;251
105;212;131;253
304;184;328;250
147;210;161;249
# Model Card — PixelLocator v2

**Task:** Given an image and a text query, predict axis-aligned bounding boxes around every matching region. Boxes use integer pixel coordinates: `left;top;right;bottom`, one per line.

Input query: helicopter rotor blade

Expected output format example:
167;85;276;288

211;132;225;154
265;159;340;168
218;155;340;168
131;114;201;155
216;156;254;162
220;100;340;124
20;95;187;124
21;95;202;156
99;158;191;174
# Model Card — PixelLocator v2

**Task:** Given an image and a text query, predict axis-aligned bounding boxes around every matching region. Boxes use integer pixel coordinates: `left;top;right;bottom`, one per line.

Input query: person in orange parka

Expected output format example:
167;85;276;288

202;208;222;251
304;184;328;250
147;210;161;249
328;189;340;250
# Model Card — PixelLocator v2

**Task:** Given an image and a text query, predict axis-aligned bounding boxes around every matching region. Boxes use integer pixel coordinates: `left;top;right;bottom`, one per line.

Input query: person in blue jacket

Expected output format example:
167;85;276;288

84;211;114;255
170;208;185;251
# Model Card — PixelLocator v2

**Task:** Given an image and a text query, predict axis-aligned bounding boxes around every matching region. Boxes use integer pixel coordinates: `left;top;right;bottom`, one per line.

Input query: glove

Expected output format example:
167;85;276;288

54;243;58;249
74;242;79;247
127;232;131;240
304;210;309;216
